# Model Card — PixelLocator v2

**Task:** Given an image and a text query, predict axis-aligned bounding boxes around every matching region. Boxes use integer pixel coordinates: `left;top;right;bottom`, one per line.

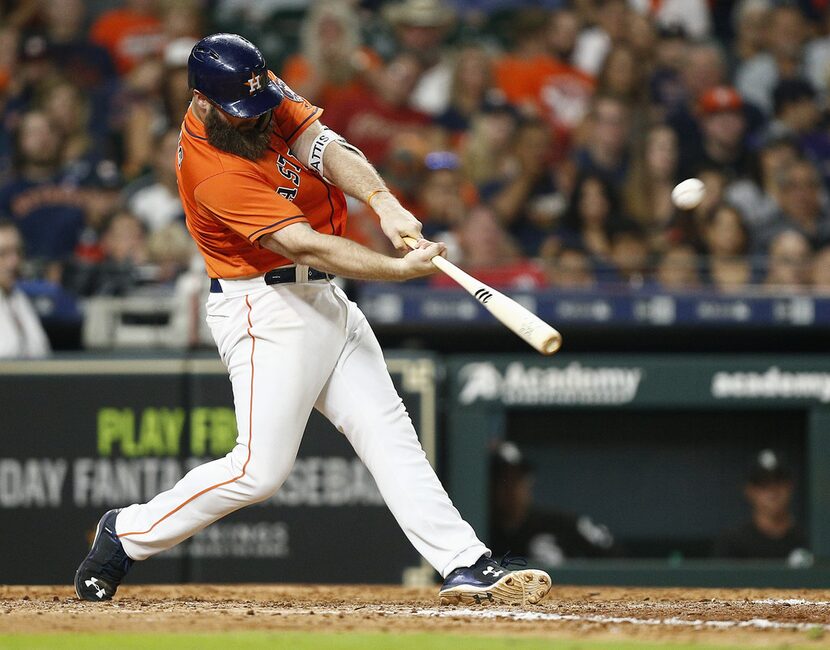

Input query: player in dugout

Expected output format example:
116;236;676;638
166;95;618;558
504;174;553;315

713;449;813;566
74;33;551;606
490;442;618;565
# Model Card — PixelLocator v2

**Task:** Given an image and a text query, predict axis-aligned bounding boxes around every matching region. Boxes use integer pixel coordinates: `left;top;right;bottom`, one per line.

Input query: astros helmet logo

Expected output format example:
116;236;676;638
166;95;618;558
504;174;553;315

244;72;262;94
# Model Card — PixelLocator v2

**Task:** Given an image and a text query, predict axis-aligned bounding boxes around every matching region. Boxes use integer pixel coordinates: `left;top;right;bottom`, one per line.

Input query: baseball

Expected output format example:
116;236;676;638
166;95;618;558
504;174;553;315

671;178;705;210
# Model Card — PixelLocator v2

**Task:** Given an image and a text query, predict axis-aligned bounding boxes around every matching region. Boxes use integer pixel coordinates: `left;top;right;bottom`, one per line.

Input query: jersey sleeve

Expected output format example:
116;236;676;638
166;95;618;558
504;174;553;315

269;72;322;146
194;171;307;245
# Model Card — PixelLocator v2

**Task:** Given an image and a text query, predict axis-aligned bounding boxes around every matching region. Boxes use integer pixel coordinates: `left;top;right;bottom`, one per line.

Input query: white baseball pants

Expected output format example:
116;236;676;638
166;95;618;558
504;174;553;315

116;272;488;577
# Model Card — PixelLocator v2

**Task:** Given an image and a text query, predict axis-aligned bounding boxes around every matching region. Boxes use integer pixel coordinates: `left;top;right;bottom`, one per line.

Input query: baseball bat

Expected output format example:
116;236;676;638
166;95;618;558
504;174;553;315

403;237;562;355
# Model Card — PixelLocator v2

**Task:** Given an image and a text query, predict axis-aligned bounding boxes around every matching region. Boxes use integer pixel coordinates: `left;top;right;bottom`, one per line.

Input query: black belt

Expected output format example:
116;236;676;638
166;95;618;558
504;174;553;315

210;267;333;293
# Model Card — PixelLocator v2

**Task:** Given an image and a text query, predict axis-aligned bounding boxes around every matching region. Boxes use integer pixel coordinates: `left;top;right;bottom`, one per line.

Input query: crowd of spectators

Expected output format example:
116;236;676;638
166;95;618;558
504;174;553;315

3;0;830;308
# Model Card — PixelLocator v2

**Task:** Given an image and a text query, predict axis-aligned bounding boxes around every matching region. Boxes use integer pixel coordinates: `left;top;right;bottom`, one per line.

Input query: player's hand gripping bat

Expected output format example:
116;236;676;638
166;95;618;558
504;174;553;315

403;237;562;355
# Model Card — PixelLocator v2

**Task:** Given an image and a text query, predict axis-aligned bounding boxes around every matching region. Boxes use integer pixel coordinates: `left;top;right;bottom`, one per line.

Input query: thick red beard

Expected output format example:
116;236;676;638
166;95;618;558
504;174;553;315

204;108;273;161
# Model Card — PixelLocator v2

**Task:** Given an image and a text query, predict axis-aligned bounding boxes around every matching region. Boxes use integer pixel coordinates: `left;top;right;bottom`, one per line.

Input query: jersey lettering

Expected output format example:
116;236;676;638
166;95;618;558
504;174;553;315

276;154;301;201
277;154;301;185
276;186;298;201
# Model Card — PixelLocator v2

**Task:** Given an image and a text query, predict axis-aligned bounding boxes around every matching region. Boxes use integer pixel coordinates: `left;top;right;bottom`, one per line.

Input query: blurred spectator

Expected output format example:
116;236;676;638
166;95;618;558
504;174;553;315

116;35;187;180
416;151;471;241
629;0;711;41
123;129;184;233
682;86;751;182
623;123;679;244
102;211;149;268
431;205;546;289
572;95;631;188
111;35;195;182
66;211;149;297
0;111;85;262
489;441;617;567
542;246;595;289
486;119;564;255
0;0;38;30
813;245;830;290
805;10;830;97
726;134;800;232
435;44;495;137
731;0;771;65
281;1;381;108
710;255;753;293
558;173;627;261
162;37;199;125
768;79;830;177
573;0;629;77
494;8;594;146
610;227;650;287
764;229;813;291
704;204;750;259
375;133;431;214
735;5;809;116
667;42;728;162
2;33;58;134
704;204;753;293
649;25;690;118
546;7;581;64
384;0;457;116
0;218;50;358
626;9;657;66
89;0;166;76
38;0;117;96
323;53;432;165
161;0;202;42
209;0;307;70
40;81;100;166
754;159;830;252
1;0;829;332
771;78;819;138
460;99;519;188
596;45;647;110
714;449;812;565
656;244;701;290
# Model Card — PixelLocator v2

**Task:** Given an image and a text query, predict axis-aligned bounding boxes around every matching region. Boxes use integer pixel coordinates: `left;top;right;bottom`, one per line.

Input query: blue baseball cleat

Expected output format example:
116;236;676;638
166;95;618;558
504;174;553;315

439;554;551;606
74;509;134;601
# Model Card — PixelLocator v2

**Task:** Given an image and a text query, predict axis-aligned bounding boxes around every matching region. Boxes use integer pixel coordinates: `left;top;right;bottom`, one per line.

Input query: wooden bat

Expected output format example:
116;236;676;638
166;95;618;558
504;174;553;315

403;237;562;355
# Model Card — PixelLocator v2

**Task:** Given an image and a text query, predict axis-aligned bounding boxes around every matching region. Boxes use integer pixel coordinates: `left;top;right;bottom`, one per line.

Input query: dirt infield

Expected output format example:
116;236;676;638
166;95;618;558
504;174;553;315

3;584;830;647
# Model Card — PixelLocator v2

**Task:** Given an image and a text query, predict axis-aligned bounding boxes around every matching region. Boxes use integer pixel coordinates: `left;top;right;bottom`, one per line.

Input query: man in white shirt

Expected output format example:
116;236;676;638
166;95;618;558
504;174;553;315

0;219;51;359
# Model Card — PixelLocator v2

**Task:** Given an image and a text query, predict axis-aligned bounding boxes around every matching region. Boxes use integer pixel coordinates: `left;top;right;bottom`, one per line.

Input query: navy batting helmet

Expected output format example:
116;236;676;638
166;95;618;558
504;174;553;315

188;34;283;119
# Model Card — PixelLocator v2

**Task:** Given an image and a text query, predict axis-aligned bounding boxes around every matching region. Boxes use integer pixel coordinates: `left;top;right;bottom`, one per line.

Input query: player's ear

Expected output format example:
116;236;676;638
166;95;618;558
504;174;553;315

193;91;211;112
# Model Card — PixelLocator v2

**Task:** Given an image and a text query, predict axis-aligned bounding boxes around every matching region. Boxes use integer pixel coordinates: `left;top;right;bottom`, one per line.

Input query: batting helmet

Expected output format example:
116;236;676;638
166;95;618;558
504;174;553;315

187;33;283;119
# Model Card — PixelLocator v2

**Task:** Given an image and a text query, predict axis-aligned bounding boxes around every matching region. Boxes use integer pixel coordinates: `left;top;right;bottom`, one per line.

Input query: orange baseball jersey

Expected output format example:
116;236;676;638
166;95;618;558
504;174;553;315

176;76;348;279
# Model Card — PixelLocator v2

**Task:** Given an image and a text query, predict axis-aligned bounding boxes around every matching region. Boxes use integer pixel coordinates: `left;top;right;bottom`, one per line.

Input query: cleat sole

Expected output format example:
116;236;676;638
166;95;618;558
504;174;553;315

438;569;552;606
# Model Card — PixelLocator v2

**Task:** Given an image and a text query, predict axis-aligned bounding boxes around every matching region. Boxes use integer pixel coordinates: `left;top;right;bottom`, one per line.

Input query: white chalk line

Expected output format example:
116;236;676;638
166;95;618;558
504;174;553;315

408;607;830;632
275;605;830;633
749;598;830;606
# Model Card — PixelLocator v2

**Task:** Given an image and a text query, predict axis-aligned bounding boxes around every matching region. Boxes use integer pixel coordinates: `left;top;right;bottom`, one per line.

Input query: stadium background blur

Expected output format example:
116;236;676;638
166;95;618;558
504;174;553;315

3;0;830;588
4;0;830;326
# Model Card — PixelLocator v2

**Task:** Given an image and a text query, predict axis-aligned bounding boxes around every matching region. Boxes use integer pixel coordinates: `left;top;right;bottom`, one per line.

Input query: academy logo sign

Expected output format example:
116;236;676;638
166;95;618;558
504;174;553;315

458;362;644;405
711;367;830;402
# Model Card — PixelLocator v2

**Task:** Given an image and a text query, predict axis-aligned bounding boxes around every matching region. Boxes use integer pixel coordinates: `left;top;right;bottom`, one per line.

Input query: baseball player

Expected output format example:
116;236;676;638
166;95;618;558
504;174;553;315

74;34;551;606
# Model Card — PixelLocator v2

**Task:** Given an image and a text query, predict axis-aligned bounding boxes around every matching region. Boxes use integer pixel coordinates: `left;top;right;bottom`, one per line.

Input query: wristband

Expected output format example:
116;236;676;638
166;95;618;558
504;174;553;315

366;189;390;207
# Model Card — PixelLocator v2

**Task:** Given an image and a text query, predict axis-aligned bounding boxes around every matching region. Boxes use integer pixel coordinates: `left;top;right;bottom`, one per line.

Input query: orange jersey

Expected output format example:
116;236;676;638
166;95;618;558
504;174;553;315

176;78;348;279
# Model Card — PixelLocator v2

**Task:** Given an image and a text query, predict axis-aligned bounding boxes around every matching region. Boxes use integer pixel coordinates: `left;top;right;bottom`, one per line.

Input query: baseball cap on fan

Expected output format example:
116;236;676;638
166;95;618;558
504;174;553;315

699;86;744;115
747;449;793;485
